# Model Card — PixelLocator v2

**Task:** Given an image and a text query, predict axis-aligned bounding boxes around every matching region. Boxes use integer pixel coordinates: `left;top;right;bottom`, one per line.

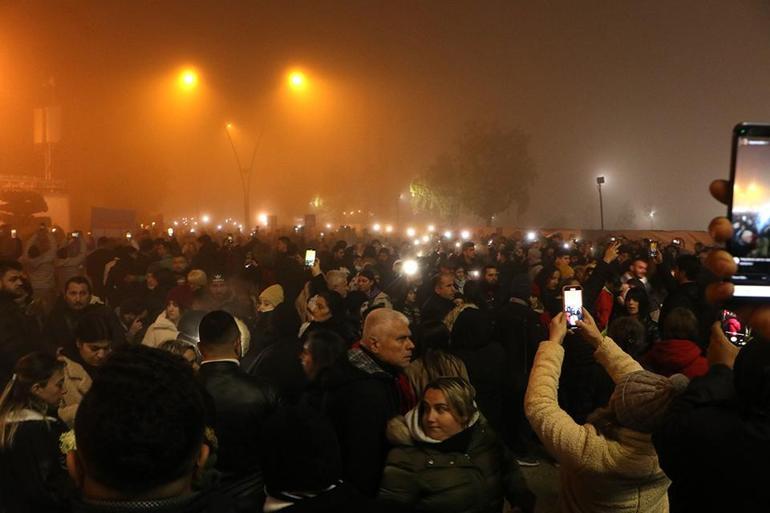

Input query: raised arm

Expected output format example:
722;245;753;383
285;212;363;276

524;313;611;471
576;308;642;382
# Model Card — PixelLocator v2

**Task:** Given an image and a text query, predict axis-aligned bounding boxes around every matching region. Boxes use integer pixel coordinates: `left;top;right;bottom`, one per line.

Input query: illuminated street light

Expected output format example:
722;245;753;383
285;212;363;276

406;227;416;237
201;214;211;224
287;70;307;92
526;231;537;241
373;223;381;232
258;213;269;226
178;68;199;91
460;230;470;240
385;225;393;233
427;224;435;233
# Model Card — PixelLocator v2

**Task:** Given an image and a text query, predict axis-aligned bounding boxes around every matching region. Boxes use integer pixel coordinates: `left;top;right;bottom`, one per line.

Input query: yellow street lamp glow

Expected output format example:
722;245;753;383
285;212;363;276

406;227;416;237
288;70;307;91
201;214;210;224
385;225;393;233
226;123;233;129
427;225;435;232
258;213;268;226
178;69;199;90
373;223;381;232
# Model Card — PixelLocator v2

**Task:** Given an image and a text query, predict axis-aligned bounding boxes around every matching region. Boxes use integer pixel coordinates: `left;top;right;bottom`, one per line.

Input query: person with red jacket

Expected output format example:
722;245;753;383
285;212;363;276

643;307;708;379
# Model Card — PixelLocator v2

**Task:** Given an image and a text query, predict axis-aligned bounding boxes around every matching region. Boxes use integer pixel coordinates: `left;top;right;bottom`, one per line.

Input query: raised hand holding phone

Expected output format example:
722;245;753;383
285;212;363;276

562;285;583;328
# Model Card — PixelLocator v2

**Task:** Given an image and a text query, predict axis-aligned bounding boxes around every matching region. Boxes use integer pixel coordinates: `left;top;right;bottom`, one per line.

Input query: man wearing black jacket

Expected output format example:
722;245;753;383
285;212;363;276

197;310;279;512
0;260;42;384
421;273;457;324
322;308;415;497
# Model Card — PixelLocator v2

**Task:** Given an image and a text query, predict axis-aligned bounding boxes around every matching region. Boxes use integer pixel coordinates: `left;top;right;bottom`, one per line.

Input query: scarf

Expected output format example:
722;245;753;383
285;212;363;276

348;346;417;414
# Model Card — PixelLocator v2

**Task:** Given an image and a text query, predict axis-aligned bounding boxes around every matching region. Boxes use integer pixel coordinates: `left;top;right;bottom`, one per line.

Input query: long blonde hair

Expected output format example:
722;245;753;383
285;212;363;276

0;352;63;450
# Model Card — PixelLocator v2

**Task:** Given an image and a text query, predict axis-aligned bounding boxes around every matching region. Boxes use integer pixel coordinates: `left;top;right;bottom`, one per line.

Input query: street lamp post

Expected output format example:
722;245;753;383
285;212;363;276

596;176;605;231
225;124;263;230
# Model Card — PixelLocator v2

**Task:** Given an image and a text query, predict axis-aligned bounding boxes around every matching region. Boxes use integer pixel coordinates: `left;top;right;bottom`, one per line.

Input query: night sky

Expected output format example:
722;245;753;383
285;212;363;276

2;0;770;230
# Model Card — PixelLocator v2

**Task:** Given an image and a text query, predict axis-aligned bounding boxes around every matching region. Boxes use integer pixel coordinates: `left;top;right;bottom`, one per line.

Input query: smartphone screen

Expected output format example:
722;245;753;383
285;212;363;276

563;285;583;328
720;309;751;346
304;249;316;268
728;123;770;300
649;240;658;256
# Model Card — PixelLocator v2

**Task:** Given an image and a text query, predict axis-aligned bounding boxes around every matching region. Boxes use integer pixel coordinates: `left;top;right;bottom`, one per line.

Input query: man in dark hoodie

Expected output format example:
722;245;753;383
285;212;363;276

653;324;770;512
322;308;415;497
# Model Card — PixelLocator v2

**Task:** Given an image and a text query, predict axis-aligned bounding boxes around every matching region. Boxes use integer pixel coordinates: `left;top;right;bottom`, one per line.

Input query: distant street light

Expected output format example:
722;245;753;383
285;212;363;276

596;176;605;231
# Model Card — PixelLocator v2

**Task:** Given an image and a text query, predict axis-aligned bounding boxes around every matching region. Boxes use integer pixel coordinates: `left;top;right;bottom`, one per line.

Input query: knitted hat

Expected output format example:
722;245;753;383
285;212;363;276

258;284;284;312
166;285;193;310
610;370;689;433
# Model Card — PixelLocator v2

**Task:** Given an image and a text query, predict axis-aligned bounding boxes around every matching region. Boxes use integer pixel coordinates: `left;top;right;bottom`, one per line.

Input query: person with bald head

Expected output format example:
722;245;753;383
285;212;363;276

322;308;416;497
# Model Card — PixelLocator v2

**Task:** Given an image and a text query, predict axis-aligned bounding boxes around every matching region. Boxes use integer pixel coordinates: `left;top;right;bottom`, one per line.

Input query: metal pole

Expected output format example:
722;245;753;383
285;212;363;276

598;184;605;230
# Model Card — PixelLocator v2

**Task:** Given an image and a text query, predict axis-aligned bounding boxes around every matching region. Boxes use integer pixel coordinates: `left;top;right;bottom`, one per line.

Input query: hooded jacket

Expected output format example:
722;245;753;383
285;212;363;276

653;338;770;513
58;355;93;427
643;339;708;379
378;409;533;513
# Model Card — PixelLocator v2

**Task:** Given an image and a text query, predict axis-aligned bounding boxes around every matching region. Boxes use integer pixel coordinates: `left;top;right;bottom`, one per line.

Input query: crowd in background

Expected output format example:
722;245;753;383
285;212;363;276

0;220;767;513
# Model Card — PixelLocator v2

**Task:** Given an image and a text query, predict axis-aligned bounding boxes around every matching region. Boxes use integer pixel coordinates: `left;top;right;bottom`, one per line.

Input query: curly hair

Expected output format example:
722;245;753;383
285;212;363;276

74;345;206;494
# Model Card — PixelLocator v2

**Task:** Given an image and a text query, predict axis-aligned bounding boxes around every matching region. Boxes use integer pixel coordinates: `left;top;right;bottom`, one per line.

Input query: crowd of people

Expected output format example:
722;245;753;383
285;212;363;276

0;200;767;513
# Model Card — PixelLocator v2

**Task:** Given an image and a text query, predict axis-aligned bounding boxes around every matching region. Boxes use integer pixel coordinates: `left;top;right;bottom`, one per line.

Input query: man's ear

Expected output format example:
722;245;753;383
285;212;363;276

365;336;379;354
66;451;84;489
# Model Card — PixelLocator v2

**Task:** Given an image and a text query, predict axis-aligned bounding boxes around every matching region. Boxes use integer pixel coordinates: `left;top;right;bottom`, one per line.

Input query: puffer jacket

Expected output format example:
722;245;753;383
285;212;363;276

378;409;534;513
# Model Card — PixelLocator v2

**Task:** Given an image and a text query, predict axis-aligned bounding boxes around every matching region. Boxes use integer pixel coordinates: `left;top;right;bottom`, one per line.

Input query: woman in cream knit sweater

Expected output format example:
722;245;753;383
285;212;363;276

525;309;687;513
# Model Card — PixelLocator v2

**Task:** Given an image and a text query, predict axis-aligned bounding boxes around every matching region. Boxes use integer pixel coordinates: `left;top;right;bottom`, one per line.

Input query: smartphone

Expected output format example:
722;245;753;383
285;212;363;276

720;309;751;346
72;231;80;238
672;238;682;246
563;285;584;328
649;240;658;257
728;123;770;300
304;249;316;268
10;229;16;238
167;227;174;237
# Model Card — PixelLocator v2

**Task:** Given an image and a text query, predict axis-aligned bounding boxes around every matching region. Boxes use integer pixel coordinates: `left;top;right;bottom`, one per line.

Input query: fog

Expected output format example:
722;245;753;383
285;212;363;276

2;0;770;231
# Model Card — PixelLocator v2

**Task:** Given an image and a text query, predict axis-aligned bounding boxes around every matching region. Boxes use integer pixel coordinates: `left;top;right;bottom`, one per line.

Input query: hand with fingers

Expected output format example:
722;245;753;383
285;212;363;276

706;179;770;339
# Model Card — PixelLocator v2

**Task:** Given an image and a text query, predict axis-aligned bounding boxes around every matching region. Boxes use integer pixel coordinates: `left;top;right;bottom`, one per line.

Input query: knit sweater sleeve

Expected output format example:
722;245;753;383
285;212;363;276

592;336;643;383
524;340;611;472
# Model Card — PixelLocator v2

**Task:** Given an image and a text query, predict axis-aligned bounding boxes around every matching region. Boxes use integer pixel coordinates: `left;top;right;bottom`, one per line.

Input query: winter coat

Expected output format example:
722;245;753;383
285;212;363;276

525;337;670;513
653;364;770;513
59;356;93;427
322;348;408;497
0;291;43;385
643;339;708;379
378;410;534;513
21;232;57;292
141;311;179;348
0;409;72;513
